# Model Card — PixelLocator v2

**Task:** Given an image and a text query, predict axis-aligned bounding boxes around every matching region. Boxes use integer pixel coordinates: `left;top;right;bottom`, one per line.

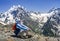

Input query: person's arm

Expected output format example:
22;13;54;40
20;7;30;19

21;24;31;30
16;23;27;30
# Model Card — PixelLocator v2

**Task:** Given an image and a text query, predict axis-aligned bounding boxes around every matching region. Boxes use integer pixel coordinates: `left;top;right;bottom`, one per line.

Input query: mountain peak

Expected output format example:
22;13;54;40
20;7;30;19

7;5;25;12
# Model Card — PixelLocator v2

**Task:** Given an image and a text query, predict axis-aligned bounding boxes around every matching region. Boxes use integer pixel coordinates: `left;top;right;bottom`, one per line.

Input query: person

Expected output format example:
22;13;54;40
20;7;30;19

13;19;31;36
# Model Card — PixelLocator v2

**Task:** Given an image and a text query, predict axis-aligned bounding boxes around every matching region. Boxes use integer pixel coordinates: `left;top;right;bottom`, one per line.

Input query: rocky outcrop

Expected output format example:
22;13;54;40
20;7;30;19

0;27;60;41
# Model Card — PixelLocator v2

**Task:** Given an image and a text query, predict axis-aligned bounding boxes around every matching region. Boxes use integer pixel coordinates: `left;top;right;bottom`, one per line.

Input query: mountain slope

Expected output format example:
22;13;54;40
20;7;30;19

42;8;60;36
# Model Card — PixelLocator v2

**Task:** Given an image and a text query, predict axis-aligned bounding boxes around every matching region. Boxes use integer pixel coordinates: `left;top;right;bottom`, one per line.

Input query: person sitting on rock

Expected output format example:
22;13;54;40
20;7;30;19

12;19;31;37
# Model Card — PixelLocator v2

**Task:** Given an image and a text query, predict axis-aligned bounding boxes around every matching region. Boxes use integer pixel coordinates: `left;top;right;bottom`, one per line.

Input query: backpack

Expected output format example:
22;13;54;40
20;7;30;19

12;23;16;30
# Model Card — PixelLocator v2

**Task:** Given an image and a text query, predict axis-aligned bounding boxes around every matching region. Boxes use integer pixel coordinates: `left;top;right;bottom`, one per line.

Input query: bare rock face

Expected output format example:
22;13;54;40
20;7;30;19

42;8;60;36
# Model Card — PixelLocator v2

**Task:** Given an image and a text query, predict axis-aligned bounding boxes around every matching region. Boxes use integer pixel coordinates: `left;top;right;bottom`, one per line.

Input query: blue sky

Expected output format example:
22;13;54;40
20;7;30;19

0;0;60;13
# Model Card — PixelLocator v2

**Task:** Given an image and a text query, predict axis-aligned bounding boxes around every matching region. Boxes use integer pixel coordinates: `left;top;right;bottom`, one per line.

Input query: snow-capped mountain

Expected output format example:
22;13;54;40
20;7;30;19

0;5;60;36
0;5;29;25
0;5;54;34
0;5;52;25
42;8;60;36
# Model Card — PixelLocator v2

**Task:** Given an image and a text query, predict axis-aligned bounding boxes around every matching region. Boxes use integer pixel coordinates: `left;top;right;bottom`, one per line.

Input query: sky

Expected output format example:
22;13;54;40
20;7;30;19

0;0;60;13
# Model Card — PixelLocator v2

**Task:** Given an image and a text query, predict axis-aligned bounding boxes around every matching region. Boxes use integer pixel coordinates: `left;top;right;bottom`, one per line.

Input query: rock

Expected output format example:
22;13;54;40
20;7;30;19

7;37;14;41
0;27;60;41
4;28;9;33
0;28;3;31
37;37;45;41
0;39;7;41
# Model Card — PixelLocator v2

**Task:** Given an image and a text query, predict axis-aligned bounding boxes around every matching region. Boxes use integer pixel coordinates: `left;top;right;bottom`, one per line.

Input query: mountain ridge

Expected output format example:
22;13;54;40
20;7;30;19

0;5;60;36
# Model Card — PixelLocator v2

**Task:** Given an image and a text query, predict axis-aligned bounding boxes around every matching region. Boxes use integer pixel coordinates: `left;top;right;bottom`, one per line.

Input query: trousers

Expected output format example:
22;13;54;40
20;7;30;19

14;28;20;36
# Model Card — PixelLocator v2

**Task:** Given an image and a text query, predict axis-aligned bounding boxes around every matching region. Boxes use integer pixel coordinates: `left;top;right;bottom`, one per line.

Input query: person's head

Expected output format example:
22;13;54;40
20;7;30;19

15;18;20;23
